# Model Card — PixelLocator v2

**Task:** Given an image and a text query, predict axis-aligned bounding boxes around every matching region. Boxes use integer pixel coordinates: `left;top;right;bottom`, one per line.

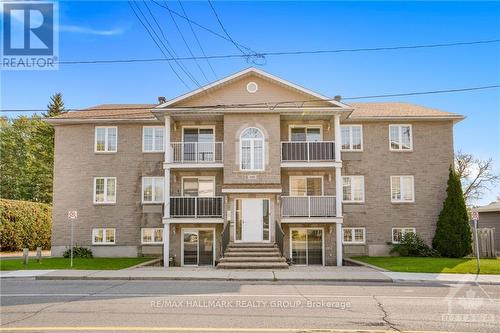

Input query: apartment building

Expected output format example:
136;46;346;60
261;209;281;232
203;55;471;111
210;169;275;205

48;68;463;267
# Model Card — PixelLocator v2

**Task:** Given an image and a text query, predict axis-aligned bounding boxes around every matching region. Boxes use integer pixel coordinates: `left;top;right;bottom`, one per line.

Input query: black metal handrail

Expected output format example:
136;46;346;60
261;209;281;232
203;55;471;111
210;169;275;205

221;222;230;255
275;220;285;257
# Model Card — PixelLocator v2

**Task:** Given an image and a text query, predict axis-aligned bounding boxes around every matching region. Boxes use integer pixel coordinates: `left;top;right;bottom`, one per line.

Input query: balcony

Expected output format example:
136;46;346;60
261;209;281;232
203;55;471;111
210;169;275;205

281;141;336;166
281;196;338;221
170;142;223;167
169;196;224;220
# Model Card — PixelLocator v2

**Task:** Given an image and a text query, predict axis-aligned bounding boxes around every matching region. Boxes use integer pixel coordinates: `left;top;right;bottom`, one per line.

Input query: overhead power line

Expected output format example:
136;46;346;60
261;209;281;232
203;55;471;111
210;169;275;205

178;0;218;80
127;1;191;90
57;39;500;65
2;84;499;114
151;0;256;56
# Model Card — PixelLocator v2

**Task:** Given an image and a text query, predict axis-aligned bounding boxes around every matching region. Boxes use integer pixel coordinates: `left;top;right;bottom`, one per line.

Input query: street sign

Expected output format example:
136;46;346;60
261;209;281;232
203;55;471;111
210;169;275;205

67;210;77;268
471;210;479;221
68;210;78;220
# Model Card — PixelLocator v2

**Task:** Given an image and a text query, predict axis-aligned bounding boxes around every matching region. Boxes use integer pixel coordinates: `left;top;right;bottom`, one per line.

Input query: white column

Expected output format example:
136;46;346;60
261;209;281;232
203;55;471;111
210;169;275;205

334;114;341;162
333;114;343;266
163;223;170;267
163;116;172;267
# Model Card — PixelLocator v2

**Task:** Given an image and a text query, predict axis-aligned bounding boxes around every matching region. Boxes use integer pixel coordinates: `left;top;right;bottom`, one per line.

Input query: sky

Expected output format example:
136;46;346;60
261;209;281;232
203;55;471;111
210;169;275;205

1;1;499;204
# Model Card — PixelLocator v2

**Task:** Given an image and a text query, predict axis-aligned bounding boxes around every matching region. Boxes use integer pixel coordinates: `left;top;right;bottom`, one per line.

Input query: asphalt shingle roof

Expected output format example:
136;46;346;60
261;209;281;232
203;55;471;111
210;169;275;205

349;102;463;119
51;102;463;120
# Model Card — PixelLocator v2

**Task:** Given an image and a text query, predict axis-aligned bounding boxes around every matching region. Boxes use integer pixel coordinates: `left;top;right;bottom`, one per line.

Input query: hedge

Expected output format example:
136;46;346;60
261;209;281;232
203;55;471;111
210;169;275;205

0;199;52;251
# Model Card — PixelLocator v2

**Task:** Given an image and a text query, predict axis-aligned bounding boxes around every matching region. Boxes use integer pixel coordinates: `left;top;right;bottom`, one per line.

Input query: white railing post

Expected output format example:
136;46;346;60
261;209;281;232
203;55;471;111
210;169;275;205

163;115;172;267
194;197;198;218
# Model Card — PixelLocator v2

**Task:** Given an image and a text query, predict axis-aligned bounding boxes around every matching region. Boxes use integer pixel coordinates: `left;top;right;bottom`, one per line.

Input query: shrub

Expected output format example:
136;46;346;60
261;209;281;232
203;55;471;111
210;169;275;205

432;167;472;257
0;199;52;251
391;233;439;257
63;246;93;258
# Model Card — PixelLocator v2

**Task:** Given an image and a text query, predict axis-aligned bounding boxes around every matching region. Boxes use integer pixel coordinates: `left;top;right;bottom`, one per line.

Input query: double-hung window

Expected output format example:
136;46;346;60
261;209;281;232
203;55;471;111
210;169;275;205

342;176;365;203
391;176;414;203
240;127;264;171
389;125;412;151
94;177;116;204
92;228;115;245
392;228;416;244
341;125;363;151
143;126;164;152
343;227;366;244
95;126;117;152
290;176;323;196
142;177;164;203
141;228;163;244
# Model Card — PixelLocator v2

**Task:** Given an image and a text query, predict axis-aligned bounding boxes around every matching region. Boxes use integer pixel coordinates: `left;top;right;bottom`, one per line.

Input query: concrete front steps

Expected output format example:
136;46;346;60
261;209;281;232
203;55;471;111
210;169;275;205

217;242;289;269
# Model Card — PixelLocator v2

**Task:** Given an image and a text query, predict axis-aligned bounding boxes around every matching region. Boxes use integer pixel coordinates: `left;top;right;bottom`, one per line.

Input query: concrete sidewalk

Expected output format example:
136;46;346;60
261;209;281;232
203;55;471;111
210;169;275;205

2;266;500;284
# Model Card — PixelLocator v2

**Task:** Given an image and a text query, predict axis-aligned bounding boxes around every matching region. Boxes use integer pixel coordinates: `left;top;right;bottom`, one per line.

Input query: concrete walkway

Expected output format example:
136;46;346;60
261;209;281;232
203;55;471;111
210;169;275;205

1;266;500;284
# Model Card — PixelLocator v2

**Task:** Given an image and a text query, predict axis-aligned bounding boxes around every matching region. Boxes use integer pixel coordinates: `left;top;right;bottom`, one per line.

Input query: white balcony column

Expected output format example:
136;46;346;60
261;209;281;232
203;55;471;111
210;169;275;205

335;166;343;266
163;115;172;267
163;223;170;267
334;114;341;162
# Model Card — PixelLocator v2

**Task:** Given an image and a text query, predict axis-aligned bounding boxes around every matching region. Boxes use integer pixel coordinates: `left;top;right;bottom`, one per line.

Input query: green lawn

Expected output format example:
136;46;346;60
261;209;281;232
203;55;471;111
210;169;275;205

0;257;155;271
353;256;500;274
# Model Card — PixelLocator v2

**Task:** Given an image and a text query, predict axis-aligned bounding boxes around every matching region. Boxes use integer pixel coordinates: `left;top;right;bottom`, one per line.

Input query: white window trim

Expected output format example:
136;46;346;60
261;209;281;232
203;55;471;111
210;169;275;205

181;176;216;197
391;227;416;244
181;125;216;142
288;125;323;141
342;175;365;203
390;175;415;203
289;176;324;196
94;126;118;153
389;124;413;151
181;228;216;267
93;177;117;204
340;125;363;151
141;227;164;244
239;127;265;171
289;227;325;266
142;177;165;204
142;126;165;153
342;227;366;244
92;228;116;245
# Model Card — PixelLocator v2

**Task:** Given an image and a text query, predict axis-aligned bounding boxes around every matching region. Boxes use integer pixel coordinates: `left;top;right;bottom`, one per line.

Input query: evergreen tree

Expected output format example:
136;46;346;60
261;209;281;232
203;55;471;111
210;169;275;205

432;167;472;257
44;92;66;118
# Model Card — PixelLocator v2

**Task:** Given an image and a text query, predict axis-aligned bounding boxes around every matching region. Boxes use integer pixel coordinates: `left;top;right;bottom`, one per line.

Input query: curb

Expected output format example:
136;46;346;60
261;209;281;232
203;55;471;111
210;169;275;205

35;275;394;283
344;258;389;272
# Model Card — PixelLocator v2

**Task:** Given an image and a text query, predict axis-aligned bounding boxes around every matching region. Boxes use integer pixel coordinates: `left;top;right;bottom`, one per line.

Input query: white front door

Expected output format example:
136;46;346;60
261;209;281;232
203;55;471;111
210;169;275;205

242;199;263;242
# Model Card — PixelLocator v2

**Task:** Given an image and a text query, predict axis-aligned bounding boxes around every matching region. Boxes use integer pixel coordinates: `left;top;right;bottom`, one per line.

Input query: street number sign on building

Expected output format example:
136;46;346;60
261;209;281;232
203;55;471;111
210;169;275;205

68;210;78;220
471;210;479;221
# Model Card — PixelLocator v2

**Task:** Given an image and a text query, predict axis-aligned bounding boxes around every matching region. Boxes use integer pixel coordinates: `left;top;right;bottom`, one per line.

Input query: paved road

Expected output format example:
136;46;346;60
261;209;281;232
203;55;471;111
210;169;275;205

1;279;499;332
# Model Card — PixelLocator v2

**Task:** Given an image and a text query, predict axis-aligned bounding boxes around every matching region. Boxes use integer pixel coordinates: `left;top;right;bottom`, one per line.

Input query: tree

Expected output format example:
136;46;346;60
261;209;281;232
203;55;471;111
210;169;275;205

44;92;66;118
455;151;500;204
432;167;472;257
0;93;63;204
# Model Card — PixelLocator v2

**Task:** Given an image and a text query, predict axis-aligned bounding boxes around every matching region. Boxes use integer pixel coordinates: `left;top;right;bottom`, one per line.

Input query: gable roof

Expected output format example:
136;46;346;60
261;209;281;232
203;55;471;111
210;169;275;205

47;102;464;122
156;67;350;109
348;102;464;120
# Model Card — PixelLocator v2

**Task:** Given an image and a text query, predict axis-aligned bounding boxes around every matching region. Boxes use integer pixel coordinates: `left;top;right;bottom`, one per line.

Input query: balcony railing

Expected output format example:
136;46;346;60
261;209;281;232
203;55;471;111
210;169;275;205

281;141;335;162
170;196;223;218
281;196;337;218
171;142;223;163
